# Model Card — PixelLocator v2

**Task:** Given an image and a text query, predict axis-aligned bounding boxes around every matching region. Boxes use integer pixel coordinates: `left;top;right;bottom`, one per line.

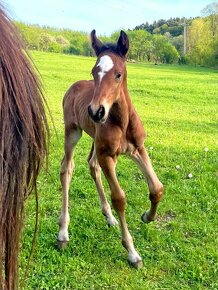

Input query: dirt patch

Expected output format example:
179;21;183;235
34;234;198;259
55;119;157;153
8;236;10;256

155;210;176;230
157;210;176;223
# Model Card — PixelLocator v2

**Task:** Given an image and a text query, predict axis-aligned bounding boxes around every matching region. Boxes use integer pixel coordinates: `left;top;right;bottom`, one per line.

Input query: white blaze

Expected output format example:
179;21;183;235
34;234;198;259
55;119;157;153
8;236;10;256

97;55;114;82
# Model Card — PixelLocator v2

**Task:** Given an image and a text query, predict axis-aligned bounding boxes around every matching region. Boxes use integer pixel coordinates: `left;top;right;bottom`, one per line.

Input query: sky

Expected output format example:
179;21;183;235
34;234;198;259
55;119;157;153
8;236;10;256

3;0;214;35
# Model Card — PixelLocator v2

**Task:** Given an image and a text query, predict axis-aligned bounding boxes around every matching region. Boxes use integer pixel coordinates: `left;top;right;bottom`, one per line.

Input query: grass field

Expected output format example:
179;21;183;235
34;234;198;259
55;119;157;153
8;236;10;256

20;51;218;289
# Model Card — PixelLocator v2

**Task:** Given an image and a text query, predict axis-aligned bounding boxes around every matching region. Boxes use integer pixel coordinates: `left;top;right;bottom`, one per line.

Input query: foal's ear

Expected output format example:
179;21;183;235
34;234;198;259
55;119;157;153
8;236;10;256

116;30;129;57
91;29;103;56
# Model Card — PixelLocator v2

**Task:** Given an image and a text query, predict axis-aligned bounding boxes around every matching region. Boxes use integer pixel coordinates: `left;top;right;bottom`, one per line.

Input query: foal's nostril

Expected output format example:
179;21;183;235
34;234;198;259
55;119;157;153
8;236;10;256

88;105;93;118
88;105;105;122
97;105;105;121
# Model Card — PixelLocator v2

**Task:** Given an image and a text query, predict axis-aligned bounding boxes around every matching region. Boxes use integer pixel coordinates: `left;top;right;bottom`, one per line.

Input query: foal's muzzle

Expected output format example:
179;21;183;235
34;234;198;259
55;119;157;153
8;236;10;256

88;105;105;123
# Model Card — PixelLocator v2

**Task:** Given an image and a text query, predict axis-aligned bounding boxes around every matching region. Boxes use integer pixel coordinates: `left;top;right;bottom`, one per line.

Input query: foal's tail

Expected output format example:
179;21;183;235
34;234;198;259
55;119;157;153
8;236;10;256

0;4;48;289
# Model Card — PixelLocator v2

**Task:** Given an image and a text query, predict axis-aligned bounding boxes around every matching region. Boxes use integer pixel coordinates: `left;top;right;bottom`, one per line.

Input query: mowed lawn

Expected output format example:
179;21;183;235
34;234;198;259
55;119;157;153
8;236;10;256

20;51;218;289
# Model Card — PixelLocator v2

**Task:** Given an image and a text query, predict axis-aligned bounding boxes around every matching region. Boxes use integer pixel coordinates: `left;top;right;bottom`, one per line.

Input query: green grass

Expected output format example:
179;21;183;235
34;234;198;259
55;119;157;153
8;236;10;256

20;51;218;289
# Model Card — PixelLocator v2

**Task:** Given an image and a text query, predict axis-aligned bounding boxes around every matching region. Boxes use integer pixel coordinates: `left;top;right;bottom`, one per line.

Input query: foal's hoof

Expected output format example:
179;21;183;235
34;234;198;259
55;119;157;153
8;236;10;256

141;212;155;224
131;259;143;269
106;215;119;227
57;240;68;250
128;257;143;269
128;253;143;269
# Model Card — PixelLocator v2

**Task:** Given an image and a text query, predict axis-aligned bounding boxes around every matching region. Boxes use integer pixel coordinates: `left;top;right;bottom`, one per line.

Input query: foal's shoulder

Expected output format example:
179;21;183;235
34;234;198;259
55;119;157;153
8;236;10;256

127;109;146;146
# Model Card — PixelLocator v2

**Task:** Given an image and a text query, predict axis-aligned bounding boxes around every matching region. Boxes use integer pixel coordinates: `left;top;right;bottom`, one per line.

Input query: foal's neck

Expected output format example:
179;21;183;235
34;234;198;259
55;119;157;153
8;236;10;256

109;82;134;130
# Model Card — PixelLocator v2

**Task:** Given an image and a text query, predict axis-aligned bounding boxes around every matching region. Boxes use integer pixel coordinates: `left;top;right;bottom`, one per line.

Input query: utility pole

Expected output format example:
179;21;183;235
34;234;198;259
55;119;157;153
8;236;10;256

183;22;187;55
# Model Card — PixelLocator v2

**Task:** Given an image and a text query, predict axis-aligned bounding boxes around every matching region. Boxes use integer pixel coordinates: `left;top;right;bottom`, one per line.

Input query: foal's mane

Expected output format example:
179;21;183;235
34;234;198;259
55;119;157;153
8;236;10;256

0;4;48;289
95;43;127;58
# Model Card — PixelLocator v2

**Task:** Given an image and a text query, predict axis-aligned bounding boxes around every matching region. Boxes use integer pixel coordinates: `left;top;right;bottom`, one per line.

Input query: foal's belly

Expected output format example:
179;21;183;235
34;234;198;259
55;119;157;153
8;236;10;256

119;139;138;156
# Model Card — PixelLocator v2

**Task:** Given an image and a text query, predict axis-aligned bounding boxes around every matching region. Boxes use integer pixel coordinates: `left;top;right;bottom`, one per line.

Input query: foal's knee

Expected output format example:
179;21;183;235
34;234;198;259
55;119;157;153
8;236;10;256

149;182;164;204
111;190;126;212
88;159;101;181
60;159;74;187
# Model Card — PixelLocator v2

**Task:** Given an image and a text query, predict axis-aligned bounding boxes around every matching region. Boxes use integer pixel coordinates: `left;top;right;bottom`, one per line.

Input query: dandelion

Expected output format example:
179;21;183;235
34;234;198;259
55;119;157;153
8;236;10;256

176;165;180;170
149;146;153;150
187;173;193;179
204;147;209;152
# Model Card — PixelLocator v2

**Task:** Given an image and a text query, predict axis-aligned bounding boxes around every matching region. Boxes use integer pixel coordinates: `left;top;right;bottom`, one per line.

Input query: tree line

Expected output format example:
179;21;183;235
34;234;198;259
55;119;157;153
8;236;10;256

15;2;218;67
16;22;179;64
134;17;193;37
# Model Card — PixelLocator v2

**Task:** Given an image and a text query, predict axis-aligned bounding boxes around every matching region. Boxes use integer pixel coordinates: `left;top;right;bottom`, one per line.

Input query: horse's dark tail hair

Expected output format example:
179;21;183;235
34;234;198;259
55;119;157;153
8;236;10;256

0;4;48;289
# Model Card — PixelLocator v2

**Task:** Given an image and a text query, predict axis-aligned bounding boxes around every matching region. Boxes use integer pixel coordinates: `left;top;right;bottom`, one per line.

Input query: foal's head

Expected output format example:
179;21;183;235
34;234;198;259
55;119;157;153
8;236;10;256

88;30;129;123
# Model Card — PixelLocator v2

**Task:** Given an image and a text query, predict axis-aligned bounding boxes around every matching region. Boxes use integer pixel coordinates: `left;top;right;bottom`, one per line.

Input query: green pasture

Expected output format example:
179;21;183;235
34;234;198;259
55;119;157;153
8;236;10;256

20;51;218;289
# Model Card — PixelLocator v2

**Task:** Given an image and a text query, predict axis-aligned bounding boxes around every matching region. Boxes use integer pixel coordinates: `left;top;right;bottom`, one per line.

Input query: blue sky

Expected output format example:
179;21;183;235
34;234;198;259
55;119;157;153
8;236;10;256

4;0;213;35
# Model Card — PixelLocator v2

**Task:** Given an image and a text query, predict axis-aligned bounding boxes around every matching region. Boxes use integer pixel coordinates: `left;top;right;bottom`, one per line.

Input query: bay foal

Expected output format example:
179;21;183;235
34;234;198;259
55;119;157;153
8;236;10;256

58;30;163;268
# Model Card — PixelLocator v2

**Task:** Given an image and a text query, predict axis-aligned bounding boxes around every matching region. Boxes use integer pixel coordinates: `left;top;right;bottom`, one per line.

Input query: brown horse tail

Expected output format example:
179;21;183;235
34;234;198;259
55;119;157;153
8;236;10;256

0;4;48;289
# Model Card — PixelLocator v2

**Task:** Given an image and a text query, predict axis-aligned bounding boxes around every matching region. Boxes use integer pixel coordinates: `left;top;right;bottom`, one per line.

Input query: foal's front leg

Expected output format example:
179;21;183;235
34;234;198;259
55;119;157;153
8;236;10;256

58;127;82;248
97;153;143;268
130;146;163;222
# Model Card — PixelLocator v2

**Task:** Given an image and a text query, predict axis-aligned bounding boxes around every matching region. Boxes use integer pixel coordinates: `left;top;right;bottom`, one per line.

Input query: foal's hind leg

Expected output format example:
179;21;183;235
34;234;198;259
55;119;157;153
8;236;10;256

130;146;163;222
88;143;118;226
58;125;82;248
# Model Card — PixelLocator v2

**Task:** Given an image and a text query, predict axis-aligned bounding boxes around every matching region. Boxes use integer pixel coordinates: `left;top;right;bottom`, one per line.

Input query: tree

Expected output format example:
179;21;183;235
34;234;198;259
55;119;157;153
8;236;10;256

152;35;179;64
153;27;161;34
56;35;70;53
170;35;184;55
15;22;41;50
39;33;54;51
201;2;218;37
186;7;218;67
127;30;152;61
160;24;169;34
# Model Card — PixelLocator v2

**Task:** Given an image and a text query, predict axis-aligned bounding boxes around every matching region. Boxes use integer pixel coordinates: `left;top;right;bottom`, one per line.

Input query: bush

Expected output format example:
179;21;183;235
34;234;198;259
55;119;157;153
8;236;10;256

48;42;61;53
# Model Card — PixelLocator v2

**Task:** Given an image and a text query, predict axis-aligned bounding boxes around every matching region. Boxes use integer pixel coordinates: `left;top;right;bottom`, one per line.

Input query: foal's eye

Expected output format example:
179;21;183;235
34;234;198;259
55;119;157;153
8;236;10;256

115;72;122;81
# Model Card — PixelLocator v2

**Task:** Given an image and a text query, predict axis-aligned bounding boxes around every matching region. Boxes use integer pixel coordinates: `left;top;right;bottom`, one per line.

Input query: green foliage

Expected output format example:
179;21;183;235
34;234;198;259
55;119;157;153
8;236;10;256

152;35;179;64
170;35;184;55
63;32;91;56
121;30;178;63
186;3;218;67
19;51;218;289
134;17;192;37
16;22;41;50
48;42;61;53
127;30;153;61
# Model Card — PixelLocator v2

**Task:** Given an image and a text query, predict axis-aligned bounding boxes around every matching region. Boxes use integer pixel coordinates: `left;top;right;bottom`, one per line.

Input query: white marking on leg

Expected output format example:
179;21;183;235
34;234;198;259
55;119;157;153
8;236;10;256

97;55;114;82
123;232;142;265
58;212;70;242
128;250;142;264
58;229;69;242
105;211;119;226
